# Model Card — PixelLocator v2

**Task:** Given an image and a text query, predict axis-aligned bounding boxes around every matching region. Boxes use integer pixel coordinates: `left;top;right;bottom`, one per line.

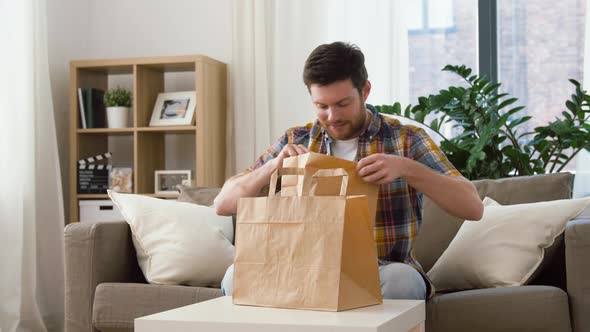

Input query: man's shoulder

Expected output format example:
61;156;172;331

282;122;315;141
379;114;427;138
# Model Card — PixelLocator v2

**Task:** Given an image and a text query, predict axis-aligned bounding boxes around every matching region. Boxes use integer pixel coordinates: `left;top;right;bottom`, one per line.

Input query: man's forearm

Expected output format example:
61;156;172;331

214;160;278;216
401;159;483;221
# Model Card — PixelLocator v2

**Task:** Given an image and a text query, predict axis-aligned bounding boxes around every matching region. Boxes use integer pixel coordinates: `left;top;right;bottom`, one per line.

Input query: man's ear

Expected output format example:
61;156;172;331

362;80;372;102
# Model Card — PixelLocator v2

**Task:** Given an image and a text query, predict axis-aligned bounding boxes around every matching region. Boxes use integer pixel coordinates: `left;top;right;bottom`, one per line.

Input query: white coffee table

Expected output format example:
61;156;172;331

135;296;425;332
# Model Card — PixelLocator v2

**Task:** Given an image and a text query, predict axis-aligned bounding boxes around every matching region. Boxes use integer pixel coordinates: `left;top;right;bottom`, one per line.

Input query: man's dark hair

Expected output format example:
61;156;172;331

303;41;368;94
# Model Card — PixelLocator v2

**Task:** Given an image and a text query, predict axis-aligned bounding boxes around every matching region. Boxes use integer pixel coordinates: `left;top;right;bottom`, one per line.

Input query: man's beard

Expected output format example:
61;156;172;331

321;105;367;140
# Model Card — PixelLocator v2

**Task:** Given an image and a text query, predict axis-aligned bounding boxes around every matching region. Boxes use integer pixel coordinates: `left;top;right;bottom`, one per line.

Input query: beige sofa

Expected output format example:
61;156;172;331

65;172;590;332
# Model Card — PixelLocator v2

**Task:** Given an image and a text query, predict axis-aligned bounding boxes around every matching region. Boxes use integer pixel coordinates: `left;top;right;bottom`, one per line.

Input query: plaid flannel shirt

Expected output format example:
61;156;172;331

245;105;462;298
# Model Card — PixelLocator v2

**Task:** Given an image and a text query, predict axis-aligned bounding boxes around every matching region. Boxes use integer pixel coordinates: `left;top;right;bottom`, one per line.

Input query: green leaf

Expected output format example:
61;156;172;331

487;92;508;104
508;116;532;129
493;136;508;145
496;106;526;129
404;105;411;118
482;82;502;96
414;111;426;123
464;68;472;78
392;102;402;115
430;118;439;131
418;96;428;107
566;100;578;114
518;131;535;139
497;98;518;110
569;79;581;87
442;65;455;72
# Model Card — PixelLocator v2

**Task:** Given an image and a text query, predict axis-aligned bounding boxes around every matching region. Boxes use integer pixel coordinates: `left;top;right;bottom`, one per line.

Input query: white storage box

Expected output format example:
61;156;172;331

79;199;125;223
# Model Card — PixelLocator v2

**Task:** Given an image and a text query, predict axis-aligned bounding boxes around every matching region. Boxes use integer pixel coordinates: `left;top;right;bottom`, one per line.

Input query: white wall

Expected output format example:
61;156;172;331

47;0;233;221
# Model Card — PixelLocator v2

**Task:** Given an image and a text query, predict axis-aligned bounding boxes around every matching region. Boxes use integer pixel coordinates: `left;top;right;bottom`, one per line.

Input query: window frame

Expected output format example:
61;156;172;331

478;0;498;83
408;0;458;35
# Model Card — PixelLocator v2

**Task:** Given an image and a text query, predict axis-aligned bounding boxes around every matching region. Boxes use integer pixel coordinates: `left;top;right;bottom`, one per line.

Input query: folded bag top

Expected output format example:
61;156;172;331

269;167;349;197
281;152;380;226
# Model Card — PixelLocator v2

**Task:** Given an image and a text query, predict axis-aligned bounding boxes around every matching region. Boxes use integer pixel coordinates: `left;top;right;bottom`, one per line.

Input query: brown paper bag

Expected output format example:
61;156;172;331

281;152;379;227
233;168;383;311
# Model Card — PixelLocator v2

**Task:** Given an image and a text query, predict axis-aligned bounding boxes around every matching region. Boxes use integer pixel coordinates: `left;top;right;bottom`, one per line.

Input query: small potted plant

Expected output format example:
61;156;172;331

104;87;132;128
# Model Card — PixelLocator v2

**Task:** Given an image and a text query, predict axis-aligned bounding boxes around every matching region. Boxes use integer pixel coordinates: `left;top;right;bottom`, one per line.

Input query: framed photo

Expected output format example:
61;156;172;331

155;170;191;194
149;91;196;126
109;167;133;193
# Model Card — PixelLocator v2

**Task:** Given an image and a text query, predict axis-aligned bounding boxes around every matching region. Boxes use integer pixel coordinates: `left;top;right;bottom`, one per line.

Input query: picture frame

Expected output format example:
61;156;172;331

109;167;133;193
149;91;196;126
154;170;191;194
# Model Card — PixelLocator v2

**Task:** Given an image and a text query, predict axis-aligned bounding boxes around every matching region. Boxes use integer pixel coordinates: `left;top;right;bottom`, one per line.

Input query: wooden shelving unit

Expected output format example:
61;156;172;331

69;55;227;222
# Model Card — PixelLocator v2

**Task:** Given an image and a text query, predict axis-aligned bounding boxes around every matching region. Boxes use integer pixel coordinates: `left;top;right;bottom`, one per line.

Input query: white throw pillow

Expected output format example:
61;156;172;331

427;196;590;291
108;190;235;287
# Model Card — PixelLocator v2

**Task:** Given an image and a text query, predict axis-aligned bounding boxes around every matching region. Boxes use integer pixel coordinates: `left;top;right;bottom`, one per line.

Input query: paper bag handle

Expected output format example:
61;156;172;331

268;168;305;197
310;168;349;196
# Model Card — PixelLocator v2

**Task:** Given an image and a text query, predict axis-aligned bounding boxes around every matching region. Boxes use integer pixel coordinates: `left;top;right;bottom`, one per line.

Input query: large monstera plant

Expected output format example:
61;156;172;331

375;65;590;180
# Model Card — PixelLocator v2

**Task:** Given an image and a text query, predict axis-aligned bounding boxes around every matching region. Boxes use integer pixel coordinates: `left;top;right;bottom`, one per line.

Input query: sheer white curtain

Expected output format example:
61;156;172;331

229;0;409;173
0;0;65;331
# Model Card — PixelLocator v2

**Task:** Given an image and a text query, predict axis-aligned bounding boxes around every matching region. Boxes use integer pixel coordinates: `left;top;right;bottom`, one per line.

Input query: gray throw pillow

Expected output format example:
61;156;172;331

176;185;221;206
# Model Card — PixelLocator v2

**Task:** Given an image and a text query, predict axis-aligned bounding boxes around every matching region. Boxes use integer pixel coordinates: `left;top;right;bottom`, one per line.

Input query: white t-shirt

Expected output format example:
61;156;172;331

331;137;359;161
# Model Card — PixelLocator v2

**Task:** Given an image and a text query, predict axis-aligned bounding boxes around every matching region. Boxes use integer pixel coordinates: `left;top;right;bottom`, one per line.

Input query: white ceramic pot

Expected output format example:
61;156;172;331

107;106;130;128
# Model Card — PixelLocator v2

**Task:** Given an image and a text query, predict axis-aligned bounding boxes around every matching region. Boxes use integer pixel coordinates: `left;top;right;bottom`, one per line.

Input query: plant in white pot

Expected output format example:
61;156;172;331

104;87;132;128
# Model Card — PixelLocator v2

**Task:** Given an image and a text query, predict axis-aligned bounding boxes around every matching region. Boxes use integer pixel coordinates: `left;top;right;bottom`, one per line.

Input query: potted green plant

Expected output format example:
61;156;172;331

104;87;132;128
376;65;590;180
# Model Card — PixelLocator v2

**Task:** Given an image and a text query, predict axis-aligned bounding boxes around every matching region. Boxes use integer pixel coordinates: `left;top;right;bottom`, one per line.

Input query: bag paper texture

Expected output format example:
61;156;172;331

234;158;382;311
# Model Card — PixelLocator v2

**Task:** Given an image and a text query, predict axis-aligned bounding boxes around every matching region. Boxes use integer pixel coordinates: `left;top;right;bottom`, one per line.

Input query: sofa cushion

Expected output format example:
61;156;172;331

415;172;574;273
427;196;590;291
426;286;571;332
108;191;235;287
176;186;237;244
93;283;222;332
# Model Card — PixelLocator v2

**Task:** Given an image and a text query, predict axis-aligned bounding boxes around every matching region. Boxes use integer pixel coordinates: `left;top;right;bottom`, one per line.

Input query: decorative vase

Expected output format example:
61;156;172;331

107;106;130;128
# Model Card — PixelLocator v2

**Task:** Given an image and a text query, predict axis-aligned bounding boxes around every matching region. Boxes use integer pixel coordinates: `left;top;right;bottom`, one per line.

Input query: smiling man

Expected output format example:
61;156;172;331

214;41;483;300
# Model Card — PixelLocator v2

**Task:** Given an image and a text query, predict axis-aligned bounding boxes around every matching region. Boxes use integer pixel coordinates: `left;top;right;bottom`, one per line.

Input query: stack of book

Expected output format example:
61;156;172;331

78;88;106;129
77;152;112;194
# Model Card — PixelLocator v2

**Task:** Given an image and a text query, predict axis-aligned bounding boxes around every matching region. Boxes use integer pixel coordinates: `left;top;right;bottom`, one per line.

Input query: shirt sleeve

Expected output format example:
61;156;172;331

243;132;289;173
408;127;462;177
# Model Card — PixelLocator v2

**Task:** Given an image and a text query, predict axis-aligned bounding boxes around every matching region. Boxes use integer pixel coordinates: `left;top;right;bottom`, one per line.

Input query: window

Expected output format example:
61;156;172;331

408;0;477;121
408;0;456;32
498;0;586;170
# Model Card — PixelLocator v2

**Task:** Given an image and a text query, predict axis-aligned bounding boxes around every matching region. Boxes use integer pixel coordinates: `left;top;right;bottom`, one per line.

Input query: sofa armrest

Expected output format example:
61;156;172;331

64;221;144;332
566;217;590;332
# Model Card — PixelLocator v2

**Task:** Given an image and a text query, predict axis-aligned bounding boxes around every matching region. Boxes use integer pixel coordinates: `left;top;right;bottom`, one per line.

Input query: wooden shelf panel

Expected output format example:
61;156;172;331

136;126;196;133
78;194;109;199
72;55;220;70
139;62;196;72
77;127;195;134
77;128;134;135
76;65;134;75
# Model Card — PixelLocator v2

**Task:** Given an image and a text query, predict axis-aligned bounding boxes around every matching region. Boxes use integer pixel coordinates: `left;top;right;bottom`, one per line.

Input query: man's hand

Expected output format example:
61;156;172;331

356;153;405;185
214;143;308;216
271;144;309;169
357;152;483;221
